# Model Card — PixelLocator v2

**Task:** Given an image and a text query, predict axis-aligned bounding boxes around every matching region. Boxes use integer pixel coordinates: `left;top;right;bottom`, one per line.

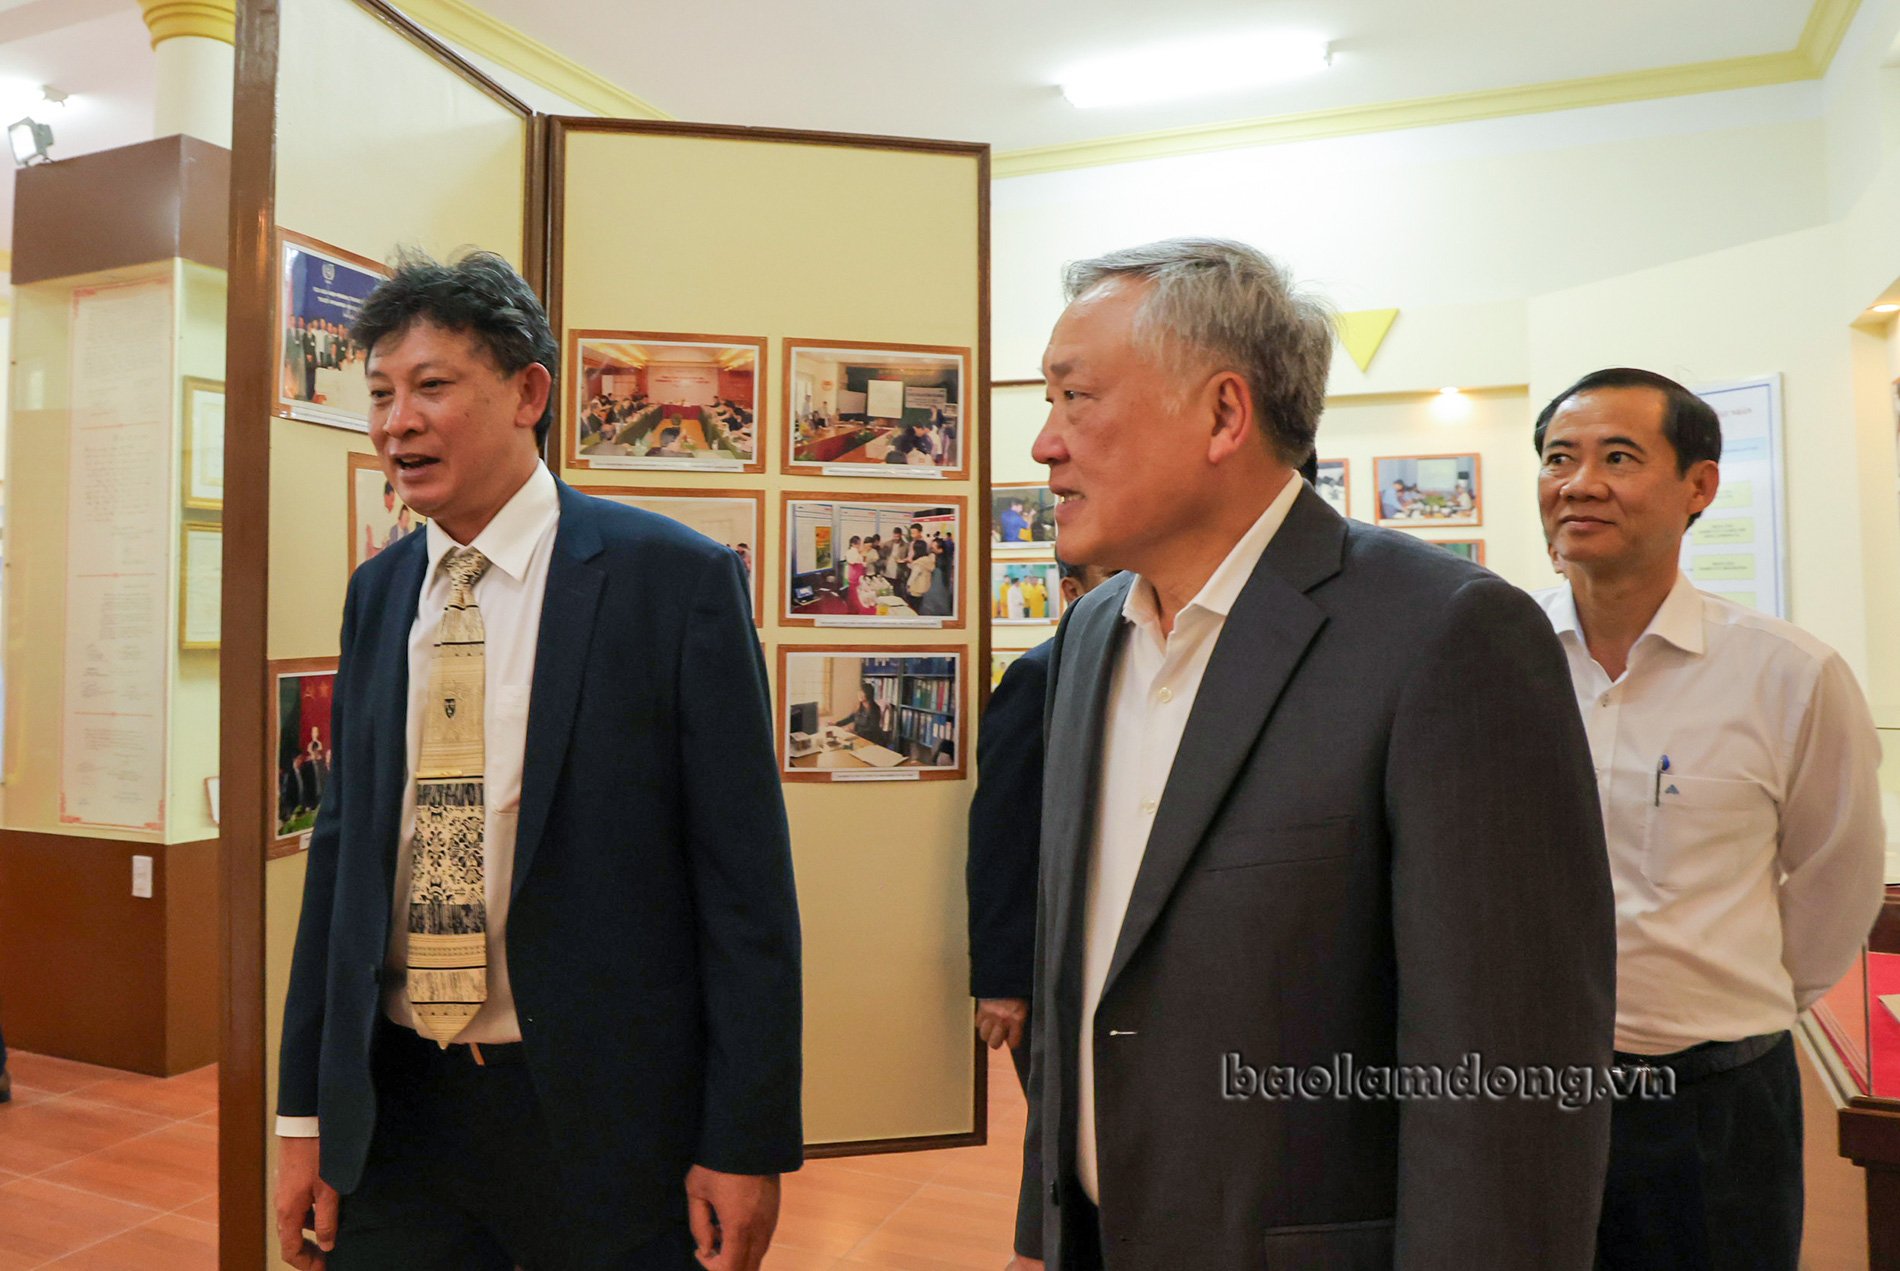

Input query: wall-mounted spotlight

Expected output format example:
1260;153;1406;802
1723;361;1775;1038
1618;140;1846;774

9;117;53;166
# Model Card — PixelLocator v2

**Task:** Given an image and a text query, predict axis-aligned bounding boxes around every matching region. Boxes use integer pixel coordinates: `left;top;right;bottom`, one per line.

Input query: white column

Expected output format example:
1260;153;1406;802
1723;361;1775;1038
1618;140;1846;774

138;1;235;148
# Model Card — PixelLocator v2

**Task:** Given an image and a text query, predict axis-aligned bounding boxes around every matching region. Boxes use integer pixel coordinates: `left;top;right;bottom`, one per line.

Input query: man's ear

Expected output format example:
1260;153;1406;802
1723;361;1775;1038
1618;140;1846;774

1205;371;1255;466
1685;457;1720;519
517;362;554;430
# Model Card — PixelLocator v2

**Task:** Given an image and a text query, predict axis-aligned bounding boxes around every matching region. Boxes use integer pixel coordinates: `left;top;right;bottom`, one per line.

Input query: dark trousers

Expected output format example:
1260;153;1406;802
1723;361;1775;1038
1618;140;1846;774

330;1020;696;1271
1595;1032;1802;1271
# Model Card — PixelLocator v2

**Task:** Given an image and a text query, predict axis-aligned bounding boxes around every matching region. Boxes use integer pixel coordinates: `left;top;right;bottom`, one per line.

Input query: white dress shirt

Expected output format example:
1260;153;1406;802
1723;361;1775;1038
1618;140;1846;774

1076;474;1301;1202
1534;573;1885;1055
279;463;559;1138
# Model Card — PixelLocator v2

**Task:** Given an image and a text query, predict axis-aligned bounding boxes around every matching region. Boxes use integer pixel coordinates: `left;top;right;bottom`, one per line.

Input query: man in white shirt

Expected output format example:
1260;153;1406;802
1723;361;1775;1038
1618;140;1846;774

1010;238;1615;1270
274;251;801;1271
1532;366;1885;1270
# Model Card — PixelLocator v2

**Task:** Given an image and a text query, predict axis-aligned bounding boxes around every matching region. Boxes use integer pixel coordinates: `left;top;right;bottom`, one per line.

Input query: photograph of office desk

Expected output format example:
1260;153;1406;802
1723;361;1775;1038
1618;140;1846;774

788;727;914;770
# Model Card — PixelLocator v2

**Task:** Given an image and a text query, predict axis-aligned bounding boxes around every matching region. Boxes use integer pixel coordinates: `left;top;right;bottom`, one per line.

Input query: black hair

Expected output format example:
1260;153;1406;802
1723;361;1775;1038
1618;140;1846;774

353;248;558;449
1533;367;1721;475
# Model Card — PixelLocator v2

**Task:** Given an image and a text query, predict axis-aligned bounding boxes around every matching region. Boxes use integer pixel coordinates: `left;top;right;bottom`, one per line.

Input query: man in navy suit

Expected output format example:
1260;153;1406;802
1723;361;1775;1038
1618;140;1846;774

274;251;801;1271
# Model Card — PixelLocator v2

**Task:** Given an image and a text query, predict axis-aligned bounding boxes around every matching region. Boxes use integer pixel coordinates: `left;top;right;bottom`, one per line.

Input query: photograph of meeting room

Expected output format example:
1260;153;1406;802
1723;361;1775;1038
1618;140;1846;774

347;452;427;577
1373;453;1483;527
778;647;964;781
570;330;763;470
271;658;337;857
991;482;1057;549
782;494;964;625
1314;458;1351;519
276;230;387;431
992;561;1064;625
583;487;764;623
784;341;967;476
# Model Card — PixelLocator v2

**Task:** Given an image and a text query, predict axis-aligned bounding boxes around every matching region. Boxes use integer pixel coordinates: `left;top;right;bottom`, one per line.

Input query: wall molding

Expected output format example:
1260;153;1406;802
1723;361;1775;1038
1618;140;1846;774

394;0;670;118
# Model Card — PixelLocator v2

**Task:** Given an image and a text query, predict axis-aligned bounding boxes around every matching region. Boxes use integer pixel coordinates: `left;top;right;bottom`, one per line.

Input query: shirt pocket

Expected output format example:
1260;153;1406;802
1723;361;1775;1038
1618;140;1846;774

1641;774;1775;892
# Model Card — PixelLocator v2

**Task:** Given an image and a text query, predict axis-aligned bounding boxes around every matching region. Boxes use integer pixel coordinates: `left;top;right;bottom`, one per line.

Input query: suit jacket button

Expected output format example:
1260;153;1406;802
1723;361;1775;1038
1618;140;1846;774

1049;1180;1060;1205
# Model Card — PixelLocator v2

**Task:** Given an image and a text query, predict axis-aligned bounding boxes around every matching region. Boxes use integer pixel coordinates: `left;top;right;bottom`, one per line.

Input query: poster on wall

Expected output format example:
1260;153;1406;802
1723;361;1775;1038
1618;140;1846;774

569;331;763;472
60;277;172;832
276;231;388;432
991;483;1057;550
582;487;764;624
270;658;337;857
1313;458;1350;519
180;523;222;650
347;453;427;577
777;646;964;781
992;560;1064;626
182;377;225;510
1684;375;1786;617
782;494;963;627
784;341;968;478
1373;453;1481;527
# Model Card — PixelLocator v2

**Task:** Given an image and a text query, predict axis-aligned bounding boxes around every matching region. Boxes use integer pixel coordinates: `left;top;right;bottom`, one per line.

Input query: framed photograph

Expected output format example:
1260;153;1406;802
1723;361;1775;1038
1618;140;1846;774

275;230;389;432
991;649;1025;689
270;657;337;857
569;330;764;472
777;646;965;782
581;487;765;625
1313;458;1349;520
1434;539;1486;565
992;560;1064;626
991;482;1057;550
1373;453;1482;527
182;377;225;510
180;523;222;650
783;340;969;479
781;492;965;627
347;453;427;577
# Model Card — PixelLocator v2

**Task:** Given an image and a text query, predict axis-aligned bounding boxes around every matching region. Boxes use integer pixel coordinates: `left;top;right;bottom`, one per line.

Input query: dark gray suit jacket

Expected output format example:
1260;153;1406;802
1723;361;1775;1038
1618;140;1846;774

1015;486;1614;1270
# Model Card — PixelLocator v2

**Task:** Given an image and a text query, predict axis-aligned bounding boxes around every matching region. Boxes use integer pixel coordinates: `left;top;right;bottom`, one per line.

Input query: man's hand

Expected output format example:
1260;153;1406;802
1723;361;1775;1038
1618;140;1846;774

975;998;1028;1050
1005;1258;1045;1270
686;1164;780;1271
274;1135;340;1270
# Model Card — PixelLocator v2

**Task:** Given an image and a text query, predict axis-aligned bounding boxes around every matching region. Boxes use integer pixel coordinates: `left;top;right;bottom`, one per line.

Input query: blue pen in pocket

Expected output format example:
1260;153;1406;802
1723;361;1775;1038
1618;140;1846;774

1652;754;1670;806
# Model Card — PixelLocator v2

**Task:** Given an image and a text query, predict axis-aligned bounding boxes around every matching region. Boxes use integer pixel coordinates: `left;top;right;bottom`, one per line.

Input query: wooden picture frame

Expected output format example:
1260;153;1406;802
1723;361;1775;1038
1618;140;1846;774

579;486;767;626
274;228;391;432
567;329;767;474
1373;452;1483;528
181;376;226;510
776;644;966;782
782;339;970;480
180;522;223;650
779;490;967;628
991;559;1064;626
267;656;339;859
990;480;1057;550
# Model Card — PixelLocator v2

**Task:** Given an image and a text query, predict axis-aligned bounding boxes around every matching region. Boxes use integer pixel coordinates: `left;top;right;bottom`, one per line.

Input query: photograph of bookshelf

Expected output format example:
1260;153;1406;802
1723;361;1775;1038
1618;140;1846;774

778;647;965;780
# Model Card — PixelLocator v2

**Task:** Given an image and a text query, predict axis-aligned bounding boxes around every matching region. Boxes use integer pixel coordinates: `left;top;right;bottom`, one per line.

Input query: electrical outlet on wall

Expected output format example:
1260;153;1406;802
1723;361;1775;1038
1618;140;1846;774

131;855;153;899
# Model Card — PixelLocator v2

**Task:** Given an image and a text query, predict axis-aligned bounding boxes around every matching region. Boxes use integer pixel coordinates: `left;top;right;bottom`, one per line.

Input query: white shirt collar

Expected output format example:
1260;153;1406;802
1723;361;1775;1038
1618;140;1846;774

1549;569;1706;658
1121;472;1304;633
424;462;559;584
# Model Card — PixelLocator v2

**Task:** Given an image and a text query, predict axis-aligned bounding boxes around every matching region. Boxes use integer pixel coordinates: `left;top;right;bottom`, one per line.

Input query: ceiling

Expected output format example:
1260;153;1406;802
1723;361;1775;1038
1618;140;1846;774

0;0;1834;258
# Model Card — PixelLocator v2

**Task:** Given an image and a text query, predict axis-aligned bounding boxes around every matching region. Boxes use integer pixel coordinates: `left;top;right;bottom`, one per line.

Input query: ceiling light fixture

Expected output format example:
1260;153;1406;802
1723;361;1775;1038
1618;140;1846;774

8;117;52;166
1873;303;1900;314
1060;32;1332;110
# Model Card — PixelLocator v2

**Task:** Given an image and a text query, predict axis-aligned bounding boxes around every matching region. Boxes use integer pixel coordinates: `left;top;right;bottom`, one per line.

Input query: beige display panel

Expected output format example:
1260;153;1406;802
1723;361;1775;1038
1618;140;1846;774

552;120;990;1151
228;0;538;1262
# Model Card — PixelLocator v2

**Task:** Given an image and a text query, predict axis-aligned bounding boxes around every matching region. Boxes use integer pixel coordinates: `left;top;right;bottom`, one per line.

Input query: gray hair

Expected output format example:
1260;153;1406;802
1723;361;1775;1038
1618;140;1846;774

1062;238;1333;465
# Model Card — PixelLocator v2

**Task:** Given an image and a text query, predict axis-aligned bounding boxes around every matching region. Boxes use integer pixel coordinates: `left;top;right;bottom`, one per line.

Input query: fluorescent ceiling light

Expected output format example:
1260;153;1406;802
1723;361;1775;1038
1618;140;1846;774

1061;32;1331;110
1873;303;1900;314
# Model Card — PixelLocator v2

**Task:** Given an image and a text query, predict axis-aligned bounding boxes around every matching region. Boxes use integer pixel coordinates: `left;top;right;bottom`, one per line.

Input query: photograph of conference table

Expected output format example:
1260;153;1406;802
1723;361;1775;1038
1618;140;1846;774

782;493;964;625
569;330;763;469
581;486;765;623
784;341;967;476
778;647;965;781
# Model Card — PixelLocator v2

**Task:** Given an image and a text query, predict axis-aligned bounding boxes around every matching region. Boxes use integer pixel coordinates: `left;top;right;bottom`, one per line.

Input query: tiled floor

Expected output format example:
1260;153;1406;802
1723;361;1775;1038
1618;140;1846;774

0;1053;217;1270
0;1040;1867;1270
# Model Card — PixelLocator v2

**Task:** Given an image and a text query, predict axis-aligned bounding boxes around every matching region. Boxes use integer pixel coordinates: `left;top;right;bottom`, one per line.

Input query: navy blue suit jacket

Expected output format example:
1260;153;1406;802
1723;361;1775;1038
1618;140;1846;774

966;640;1051;1000
278;479;802;1242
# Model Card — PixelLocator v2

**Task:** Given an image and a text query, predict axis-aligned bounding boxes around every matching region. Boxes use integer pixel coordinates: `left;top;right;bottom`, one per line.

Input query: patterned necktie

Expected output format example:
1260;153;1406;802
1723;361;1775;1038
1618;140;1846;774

406;547;492;1046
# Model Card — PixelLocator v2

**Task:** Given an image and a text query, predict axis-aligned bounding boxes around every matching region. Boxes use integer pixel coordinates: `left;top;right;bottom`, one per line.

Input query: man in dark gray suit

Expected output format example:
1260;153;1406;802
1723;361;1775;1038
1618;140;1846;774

1008;239;1616;1270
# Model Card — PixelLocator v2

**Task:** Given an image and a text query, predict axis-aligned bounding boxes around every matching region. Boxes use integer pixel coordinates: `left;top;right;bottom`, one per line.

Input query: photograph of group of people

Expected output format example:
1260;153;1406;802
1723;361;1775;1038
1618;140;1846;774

991;561;1063;625
572;333;760;467
277;235;385;430
785;497;960;622
779;649;962;778
990;483;1058;548
588;488;762;620
787;343;965;474
347;453;425;575
273;666;335;846
1374;452;1482;526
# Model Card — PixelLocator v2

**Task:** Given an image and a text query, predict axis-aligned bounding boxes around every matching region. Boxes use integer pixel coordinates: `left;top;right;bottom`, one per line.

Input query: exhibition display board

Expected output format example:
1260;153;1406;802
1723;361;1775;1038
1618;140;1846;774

227;1;988;1262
